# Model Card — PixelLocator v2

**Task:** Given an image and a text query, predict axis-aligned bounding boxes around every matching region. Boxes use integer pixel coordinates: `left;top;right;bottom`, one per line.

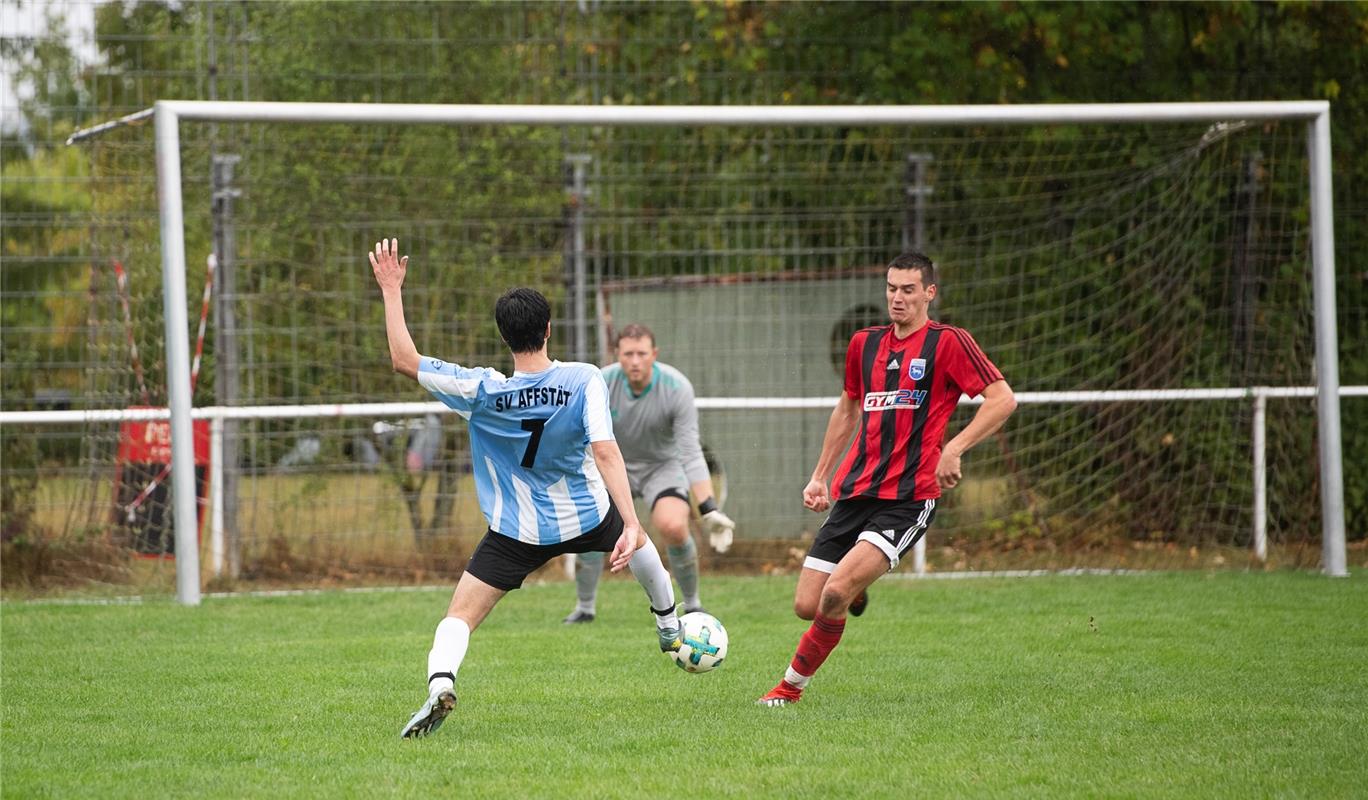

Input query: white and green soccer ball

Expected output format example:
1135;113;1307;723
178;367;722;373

671;611;728;673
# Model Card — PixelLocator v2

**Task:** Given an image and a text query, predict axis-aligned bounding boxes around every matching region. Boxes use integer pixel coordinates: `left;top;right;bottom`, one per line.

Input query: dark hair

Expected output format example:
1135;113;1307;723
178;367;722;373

494;287;552;353
614;323;656;348
888;251;936;287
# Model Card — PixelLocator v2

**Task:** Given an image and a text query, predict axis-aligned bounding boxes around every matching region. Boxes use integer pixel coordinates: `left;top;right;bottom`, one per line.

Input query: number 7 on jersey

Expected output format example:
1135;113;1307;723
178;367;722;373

520;418;547;467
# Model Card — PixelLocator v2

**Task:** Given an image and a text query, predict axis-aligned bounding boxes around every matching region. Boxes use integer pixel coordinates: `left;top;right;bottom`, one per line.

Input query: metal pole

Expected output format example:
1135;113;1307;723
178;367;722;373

913;536;927;576
211;154;243;578
1308;112;1347;577
566;154;591;362
1233;152;1261;375
904;152;933;252
1252;391;1267;563
154;102;202;605
556;146;586;587
154;100;1332;127
210;414;224;577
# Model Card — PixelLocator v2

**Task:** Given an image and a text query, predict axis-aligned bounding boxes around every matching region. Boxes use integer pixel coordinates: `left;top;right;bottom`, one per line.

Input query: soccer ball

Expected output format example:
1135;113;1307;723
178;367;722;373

671;611;728;673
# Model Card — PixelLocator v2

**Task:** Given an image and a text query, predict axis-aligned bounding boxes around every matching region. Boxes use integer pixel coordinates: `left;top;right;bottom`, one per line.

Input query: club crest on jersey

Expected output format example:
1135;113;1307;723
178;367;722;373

864;388;928;412
908;358;927;381
427;358;446;370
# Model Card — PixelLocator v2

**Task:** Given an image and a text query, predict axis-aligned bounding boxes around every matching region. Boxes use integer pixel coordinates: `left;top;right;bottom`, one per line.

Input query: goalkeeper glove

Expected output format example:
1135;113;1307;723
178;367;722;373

699;508;735;554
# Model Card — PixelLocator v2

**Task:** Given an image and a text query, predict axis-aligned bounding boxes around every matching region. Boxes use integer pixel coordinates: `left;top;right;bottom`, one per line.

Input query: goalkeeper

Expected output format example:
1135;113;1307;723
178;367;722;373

563;323;735;623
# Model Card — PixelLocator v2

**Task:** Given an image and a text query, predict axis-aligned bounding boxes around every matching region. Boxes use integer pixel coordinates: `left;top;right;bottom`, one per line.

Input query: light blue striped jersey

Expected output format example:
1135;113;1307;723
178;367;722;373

416;355;614;545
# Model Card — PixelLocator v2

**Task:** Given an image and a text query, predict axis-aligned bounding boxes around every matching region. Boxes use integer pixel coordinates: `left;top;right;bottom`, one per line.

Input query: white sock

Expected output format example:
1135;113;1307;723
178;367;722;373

784;666;812;690
426;616;470;694
628;541;678;629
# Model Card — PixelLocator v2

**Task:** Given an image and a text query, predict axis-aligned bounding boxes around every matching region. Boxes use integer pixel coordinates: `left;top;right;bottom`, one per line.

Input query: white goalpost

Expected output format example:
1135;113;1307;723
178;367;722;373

2;99;1346;601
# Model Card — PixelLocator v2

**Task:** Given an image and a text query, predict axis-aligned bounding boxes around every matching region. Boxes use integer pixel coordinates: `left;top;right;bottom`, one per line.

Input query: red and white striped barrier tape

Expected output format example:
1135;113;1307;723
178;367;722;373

122;254;216;520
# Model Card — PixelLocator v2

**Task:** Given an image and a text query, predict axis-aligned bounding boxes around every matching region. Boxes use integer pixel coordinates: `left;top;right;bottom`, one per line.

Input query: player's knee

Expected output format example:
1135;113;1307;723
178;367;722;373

818;581;857;616
655;519;689;545
793;598;818;620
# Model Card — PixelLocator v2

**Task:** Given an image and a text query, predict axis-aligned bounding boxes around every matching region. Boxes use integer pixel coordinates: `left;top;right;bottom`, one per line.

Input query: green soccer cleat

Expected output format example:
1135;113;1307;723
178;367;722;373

658;624;682;654
399;687;457;739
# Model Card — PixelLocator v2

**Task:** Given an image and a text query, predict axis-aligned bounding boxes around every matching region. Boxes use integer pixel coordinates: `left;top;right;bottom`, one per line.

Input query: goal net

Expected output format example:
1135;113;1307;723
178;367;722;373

2;107;1343;595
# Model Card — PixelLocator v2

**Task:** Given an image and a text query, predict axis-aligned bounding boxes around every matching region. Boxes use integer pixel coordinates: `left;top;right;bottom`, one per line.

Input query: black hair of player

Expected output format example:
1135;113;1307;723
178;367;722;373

494;287;552;353
888;251;936;287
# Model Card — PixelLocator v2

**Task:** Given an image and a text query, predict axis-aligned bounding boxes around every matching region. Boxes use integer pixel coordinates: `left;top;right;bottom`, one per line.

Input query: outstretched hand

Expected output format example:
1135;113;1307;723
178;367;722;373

368;238;408;293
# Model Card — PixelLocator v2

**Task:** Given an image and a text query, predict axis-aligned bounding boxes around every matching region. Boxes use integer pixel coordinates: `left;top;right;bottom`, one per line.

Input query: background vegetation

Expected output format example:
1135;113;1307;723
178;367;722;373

3;3;1364;581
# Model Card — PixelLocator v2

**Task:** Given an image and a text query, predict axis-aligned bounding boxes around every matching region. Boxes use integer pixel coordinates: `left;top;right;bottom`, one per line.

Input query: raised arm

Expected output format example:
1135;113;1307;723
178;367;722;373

368;238;420;380
802;392;861;512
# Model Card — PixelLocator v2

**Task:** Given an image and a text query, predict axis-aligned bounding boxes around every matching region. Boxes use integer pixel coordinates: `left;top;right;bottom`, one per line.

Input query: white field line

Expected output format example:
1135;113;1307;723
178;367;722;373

8;569;1165;606
886;568;1150;580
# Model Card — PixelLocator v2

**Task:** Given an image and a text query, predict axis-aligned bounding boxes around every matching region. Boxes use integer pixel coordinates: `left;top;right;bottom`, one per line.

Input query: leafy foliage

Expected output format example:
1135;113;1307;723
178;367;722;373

3;1;1364;547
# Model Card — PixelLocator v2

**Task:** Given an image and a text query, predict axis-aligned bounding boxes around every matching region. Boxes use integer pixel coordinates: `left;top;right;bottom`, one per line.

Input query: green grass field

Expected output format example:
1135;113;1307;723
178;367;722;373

3;573;1365;798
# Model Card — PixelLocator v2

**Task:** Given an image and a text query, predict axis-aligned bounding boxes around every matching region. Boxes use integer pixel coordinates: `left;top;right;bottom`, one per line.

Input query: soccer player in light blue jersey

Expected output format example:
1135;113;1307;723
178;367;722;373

368;239;682;739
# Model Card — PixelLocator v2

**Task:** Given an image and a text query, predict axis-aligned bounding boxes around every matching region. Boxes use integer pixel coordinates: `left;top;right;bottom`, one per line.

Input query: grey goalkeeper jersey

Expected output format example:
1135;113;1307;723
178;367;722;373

601;361;710;485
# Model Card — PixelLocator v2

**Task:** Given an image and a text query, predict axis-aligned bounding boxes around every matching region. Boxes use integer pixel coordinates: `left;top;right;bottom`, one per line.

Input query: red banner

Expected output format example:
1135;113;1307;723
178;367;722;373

113;408;211;557
116;415;210;465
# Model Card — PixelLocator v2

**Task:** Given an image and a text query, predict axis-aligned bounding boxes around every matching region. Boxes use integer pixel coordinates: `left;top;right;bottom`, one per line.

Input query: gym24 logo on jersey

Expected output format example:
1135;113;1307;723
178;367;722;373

863;389;928;412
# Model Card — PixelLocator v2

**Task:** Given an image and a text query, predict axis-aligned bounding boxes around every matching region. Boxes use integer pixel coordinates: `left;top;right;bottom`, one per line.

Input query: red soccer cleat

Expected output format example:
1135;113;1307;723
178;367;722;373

849;589;869;617
755;681;803;707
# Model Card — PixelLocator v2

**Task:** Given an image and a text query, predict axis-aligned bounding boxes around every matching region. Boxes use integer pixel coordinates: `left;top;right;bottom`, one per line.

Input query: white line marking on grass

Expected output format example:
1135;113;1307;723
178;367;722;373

886;568;1148;580
9;570;1154;606
10;584;455;606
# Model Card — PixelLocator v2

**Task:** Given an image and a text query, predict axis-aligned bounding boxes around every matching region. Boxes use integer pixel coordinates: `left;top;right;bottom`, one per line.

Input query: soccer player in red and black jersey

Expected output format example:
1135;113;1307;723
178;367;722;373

757;252;1017;707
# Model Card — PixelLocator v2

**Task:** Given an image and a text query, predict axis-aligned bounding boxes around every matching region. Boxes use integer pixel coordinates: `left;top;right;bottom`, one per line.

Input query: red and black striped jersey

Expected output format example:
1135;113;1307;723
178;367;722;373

831;320;1004;502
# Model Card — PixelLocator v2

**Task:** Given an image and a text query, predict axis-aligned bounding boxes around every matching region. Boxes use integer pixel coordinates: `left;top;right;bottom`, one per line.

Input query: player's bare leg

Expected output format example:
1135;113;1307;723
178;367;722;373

758;542;888;707
815;542;886;618
792;566;829;621
654;496;704;613
401;573;505;739
795;557;867;619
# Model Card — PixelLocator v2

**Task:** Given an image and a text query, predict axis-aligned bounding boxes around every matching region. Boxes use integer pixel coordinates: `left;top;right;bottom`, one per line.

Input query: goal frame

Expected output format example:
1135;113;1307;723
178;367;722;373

142;100;1342;604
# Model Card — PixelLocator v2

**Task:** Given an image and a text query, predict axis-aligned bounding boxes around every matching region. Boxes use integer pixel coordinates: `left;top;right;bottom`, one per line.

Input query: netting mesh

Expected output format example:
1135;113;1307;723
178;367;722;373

3;115;1329;593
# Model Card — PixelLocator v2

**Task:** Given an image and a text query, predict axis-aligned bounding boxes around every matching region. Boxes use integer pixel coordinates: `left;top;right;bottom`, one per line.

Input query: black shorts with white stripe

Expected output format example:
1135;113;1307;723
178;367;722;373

803;496;937;573
465;502;624;591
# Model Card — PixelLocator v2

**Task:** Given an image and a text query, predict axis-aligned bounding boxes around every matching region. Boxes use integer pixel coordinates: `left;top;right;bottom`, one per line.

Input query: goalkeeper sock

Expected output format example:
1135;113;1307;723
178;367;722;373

426;616;470;694
628;541;677;629
574;551;604;614
666;537;700;610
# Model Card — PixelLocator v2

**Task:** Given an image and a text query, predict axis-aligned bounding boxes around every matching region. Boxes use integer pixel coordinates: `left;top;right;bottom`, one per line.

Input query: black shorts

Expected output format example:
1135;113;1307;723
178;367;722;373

804;496;937;573
465;503;624;591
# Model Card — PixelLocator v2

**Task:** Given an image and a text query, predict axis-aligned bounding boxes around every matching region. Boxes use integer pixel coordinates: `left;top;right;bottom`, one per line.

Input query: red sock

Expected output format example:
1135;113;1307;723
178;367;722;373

785;613;846;688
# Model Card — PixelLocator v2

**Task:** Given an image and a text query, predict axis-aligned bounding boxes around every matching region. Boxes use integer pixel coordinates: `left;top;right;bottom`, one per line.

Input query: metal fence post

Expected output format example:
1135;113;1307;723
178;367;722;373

1252;390;1267;563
